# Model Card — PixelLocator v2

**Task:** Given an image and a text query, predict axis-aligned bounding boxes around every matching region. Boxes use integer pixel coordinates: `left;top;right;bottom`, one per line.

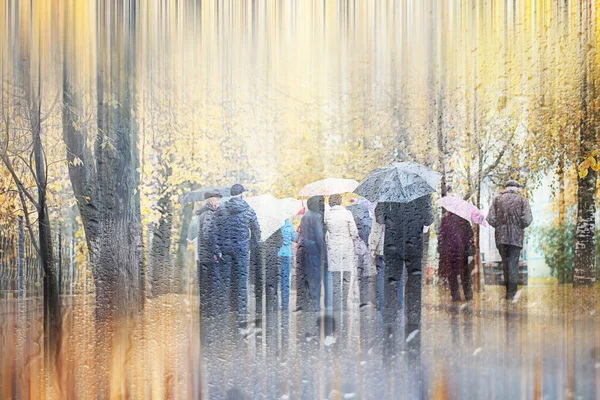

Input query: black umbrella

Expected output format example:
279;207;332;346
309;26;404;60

178;186;231;204
355;162;441;203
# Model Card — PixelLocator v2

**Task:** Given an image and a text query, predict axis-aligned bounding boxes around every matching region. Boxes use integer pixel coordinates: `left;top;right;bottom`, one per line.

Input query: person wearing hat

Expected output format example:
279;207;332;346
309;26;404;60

486;180;532;301
197;190;223;317
210;183;261;316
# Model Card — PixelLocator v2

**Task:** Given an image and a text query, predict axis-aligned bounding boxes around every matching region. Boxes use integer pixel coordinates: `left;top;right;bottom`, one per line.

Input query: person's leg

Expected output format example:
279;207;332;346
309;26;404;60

265;251;279;314
254;245;264;315
404;234;423;329
498;245;510;299
376;256;385;311
323;259;333;311
220;254;233;314
383;248;402;326
295;245;307;311
359;274;369;306
448;272;461;302
199;260;208;316
280;256;292;311
233;252;249;316
462;257;473;301
507;245;521;298
331;271;341;311
342;271;351;310
447;255;461;302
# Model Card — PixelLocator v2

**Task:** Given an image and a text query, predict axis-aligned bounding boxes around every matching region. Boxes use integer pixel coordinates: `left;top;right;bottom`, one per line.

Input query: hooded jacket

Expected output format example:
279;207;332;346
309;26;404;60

210;197;261;255
278;221;298;258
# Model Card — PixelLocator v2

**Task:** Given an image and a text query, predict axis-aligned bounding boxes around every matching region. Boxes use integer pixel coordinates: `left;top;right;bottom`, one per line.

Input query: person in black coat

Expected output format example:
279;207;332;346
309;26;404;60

197;190;222;317
296;196;326;312
347;199;373;246
375;194;433;343
210;184;261;316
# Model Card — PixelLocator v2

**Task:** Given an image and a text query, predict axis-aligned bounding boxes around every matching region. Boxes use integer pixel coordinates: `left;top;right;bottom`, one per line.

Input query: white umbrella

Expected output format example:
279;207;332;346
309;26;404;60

246;194;303;241
298;178;359;197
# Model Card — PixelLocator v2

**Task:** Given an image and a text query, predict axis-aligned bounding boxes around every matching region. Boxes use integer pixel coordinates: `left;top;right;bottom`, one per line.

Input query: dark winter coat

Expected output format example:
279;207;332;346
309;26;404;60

486;189;532;248
210;197;261;256
197;205;217;263
438;212;473;279
296;196;326;310
348;202;373;246
298;197;325;263
375;195;434;260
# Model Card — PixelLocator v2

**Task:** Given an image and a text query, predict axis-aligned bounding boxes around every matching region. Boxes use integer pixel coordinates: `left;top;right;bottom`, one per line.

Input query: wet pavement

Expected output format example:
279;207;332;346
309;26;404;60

1;286;599;399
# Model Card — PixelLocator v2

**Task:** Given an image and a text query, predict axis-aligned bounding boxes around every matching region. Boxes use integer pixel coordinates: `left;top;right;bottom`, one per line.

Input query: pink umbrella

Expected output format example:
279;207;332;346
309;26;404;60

436;196;488;227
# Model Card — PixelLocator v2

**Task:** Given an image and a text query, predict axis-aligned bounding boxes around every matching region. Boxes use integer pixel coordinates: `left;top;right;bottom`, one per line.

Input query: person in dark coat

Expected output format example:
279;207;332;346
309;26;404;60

263;228;283;314
375;194;434;342
296;196;326;312
347;199;373;246
210;184;261;316
349;198;376;307
197;190;222;316
438;211;474;302
486;180;532;300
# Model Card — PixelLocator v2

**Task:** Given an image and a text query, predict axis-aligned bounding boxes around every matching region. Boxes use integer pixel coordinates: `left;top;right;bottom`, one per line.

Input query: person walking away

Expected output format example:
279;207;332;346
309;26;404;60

278;219;298;311
369;213;386;311
296;196;326;312
348;199;376;307
210;184;261;316
486;180;532;301
348;198;373;245
197;190;222;317
263;229;283;314
438;211;474;302
325;194;359;311
375;195;434;342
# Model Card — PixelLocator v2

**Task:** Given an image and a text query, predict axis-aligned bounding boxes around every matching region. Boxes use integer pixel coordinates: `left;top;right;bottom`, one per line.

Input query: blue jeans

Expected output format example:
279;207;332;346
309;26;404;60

279;256;292;310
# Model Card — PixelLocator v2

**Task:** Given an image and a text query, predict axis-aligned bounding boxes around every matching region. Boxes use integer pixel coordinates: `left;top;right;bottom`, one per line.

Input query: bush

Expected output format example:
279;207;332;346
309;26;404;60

537;215;600;284
536;219;575;284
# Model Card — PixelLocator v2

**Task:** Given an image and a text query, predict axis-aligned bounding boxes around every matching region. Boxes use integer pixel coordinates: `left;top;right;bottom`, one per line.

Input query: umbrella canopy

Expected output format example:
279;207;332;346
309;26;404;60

178;186;231;204
437;196;488;227
298;178;359;197
246;194;304;241
355;162;441;203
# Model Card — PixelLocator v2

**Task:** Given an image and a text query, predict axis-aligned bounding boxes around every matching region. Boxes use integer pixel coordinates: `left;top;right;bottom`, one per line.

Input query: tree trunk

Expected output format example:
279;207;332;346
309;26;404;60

574;0;596;287
63;0;142;322
21;27;61;365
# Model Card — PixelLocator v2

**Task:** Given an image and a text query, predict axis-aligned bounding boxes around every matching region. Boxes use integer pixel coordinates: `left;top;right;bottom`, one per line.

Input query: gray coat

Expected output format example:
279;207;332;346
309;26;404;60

486;189;532;248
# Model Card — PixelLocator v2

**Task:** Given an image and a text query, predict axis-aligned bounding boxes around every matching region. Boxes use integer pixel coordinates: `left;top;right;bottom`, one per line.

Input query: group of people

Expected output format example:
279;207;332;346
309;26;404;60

195;179;532;338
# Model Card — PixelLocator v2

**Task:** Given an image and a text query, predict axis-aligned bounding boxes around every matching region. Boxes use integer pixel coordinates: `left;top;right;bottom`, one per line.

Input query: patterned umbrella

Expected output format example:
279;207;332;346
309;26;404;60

355;162;441;203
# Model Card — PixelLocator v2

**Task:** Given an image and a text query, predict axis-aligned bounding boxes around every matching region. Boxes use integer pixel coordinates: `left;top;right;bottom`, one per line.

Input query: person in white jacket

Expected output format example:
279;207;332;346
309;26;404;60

325;194;359;311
